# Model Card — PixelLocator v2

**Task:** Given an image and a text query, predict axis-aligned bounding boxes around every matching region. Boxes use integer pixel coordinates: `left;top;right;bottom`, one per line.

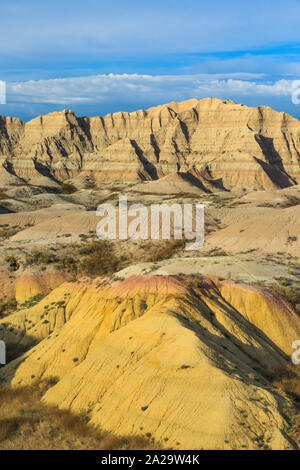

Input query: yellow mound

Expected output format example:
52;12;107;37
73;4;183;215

1;275;300;449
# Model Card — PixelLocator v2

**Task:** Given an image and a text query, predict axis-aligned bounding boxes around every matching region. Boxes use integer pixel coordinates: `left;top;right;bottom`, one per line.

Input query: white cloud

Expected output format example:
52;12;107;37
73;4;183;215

7;74;298;107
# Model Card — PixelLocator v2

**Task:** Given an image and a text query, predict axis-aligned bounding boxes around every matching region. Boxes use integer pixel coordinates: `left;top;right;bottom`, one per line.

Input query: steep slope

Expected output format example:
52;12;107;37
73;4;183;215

1;275;300;450
0;98;299;190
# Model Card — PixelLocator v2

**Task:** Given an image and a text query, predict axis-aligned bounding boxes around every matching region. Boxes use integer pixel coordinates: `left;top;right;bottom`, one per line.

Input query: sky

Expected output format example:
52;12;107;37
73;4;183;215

1;0;300;121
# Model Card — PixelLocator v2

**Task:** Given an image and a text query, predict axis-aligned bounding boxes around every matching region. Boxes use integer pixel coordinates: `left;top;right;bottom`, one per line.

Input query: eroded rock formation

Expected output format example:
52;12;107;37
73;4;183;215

1;98;300;190
1;274;300;449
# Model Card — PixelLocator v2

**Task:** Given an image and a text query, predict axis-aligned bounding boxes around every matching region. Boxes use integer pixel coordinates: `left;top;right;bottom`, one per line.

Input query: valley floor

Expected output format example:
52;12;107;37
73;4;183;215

0;180;299;450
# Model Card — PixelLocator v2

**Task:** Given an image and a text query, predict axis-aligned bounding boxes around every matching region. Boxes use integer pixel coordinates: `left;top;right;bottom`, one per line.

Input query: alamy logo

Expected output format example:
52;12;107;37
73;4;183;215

0;341;6;365
96;196;204;251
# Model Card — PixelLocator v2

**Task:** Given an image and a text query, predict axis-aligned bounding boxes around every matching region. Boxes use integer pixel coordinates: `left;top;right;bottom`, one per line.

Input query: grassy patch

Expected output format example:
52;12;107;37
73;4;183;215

266;365;300;402
60;183;77;194
0;298;17;318
0;383;161;450
0;229;18;239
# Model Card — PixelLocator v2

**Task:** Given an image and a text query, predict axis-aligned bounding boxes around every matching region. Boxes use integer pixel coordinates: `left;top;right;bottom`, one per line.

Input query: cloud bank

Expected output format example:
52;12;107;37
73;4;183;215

7;73;299;105
2;73;299;122
0;1;300;120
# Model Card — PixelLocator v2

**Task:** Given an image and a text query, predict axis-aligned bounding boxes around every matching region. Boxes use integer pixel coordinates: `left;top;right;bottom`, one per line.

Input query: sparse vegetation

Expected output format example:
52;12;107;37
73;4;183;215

140;299;148;311
60;183;77;194
25;250;58;266
0;298;17;318
0;383;159;450
262;364;300;447
145;239;186;262
265;365;300;402
0;229;19;239
79;240;120;275
19;294;45;309
271;282;300;308
84;182;96;190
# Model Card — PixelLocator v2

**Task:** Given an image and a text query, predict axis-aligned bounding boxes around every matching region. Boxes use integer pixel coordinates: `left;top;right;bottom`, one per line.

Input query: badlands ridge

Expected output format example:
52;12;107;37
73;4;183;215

1;274;300;449
0;97;300;190
0;98;299;449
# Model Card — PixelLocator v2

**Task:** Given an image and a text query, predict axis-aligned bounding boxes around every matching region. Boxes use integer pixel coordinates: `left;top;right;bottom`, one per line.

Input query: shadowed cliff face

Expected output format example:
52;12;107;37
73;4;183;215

1;274;300;450
0;98;300;190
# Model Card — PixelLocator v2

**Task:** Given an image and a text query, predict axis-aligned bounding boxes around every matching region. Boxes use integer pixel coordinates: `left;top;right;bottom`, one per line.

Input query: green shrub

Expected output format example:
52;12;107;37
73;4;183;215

271;283;300;307
0;298;17;317
140;300;148;311
60;183;77;194
0;229;18;238
20;294;45;309
25;250;58;266
79;241;120;276
5;255;18;265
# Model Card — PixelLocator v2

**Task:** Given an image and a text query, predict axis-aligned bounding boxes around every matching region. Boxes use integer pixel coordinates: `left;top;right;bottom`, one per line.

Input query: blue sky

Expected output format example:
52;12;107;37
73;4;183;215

1;0;300;120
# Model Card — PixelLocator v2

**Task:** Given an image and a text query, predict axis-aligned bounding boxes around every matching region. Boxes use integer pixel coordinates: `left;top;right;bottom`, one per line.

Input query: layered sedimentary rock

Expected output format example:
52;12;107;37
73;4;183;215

14;271;72;303
0;98;300;190
203;204;300;257
1;275;300;449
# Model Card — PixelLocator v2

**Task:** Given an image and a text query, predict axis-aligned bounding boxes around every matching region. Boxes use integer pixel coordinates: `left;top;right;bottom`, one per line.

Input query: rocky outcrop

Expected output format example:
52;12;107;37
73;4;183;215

0;98;299;190
1;275;300;449
14;270;72;303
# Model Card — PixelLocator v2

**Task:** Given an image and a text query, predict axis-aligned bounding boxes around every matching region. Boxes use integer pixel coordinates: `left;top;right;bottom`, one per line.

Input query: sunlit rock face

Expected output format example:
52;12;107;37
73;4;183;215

0;98;299;190
1;274;300;450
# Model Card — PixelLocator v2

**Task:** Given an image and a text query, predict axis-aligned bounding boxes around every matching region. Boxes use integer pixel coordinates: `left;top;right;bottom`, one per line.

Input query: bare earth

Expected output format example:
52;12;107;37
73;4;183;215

0;99;299;450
